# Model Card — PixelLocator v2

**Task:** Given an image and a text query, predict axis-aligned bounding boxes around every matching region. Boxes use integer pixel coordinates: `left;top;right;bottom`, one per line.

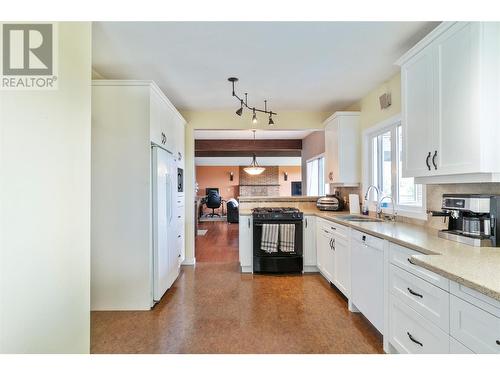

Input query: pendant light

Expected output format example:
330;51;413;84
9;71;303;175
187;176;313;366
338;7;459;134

244;130;265;175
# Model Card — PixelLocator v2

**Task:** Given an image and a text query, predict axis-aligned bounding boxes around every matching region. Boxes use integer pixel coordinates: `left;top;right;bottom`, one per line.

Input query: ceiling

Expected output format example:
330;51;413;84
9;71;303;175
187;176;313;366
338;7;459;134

194;129;315;140
92;22;439;112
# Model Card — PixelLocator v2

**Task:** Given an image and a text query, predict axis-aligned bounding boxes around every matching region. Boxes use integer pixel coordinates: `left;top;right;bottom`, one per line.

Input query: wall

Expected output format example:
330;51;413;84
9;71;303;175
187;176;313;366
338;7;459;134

0;23;92;353
196;166;240;201
279;166;302;196
301;130;325;193
346;73;401;131
182;110;327;265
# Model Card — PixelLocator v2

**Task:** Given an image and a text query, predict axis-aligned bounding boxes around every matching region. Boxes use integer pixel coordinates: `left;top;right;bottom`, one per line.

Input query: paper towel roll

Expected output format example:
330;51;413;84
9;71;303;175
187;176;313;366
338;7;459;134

349;194;360;214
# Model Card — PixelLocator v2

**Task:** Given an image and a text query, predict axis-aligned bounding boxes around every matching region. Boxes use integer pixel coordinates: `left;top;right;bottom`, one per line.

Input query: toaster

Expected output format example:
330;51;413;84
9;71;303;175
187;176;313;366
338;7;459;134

316;195;343;211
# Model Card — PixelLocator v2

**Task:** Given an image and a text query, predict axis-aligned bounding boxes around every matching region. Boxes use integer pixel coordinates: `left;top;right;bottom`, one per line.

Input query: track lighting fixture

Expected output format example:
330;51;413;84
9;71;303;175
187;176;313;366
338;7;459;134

228;77;277;125
235;100;243;116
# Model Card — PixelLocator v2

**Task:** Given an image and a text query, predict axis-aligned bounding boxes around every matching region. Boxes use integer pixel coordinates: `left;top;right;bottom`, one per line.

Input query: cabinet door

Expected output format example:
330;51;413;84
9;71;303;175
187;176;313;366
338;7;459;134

333;235;349;297
435;22;481;175
316;228;333;281
238;215;253;271
303;216;316;267
324;120;339;183
401;48;436;178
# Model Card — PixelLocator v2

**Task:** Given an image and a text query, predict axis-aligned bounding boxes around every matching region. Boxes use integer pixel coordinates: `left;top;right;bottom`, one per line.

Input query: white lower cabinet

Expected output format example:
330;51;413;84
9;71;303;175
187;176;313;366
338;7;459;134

450;294;500;353
239;215;253;273
389;264;449;331
333;231;350;297
316;220;335;282
389;295;449;354
303;216;317;272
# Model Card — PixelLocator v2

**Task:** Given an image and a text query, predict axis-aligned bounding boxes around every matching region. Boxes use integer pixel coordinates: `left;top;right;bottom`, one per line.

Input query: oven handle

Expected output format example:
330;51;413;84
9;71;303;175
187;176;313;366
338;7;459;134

254;222;302;226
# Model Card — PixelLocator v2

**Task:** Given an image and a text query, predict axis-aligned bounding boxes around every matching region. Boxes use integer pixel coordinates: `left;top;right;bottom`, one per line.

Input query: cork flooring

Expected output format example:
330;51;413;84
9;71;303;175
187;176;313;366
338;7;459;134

90;221;383;354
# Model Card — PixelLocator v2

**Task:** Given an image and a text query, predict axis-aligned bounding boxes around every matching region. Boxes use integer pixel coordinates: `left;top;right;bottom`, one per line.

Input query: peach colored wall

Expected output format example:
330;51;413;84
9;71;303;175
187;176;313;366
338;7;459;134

278;166;302;196
196;165;302;199
195;166;240;201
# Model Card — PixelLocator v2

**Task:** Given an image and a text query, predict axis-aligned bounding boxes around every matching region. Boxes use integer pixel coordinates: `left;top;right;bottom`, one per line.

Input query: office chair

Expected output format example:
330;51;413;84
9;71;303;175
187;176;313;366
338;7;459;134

206;190;222;217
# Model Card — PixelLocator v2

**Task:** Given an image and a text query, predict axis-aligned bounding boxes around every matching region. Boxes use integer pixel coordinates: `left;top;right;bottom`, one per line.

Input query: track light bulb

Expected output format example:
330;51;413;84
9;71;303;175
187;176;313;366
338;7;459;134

252;110;257;124
236;106;243;116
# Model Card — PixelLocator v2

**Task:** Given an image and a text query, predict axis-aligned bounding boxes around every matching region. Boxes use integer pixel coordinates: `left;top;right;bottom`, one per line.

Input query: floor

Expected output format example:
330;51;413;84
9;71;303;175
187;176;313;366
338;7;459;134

91;221;383;354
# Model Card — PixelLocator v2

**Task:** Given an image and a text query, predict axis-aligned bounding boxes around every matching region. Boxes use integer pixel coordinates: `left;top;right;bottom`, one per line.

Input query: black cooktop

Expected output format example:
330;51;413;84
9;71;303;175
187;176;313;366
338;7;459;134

252;207;303;221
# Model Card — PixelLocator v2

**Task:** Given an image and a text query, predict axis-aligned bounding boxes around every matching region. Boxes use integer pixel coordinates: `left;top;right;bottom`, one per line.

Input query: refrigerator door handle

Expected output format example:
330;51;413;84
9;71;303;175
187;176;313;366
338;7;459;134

166;173;173;224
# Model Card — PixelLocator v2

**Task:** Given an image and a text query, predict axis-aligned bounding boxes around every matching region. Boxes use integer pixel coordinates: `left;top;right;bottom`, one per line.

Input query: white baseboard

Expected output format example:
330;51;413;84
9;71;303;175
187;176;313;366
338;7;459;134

182;257;196;266
303;265;319;273
241;265;253;273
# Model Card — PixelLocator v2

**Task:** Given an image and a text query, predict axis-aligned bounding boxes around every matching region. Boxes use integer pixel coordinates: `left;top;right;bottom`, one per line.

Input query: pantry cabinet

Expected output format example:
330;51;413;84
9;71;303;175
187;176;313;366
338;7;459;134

397;22;500;183
324;112;360;187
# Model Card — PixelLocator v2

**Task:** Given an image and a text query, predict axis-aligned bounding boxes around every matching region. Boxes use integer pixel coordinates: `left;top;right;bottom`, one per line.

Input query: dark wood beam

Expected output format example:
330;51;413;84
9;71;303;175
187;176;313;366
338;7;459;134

195;150;302;157
195;139;302;153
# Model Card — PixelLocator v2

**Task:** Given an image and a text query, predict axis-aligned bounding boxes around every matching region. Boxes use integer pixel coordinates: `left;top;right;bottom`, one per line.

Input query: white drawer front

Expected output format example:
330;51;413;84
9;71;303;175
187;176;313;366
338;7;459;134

450;295;500;354
449;337;474;354
389;295;449;354
389;264;450;332
389;243;449;291
318;220;348;239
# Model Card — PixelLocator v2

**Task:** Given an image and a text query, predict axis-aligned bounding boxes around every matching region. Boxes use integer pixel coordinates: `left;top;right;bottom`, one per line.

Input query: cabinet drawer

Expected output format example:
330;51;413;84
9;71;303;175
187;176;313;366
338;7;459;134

450;295;500;353
389;243;449;291
389;264;449;331
449;337;474;354
389;295;449;354
351;229;384;250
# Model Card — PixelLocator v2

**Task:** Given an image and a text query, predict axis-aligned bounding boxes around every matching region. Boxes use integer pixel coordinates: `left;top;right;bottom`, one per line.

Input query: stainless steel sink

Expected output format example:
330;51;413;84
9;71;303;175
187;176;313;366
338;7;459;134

336;215;382;223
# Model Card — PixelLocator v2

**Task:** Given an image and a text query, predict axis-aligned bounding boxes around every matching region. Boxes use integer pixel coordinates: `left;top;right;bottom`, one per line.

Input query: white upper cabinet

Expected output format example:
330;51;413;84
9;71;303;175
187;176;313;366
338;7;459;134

324;111;360;186
397;22;500;183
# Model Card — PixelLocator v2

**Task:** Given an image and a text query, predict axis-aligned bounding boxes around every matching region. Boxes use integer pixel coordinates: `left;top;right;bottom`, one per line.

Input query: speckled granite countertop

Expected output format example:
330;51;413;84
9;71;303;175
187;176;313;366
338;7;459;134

240;208;500;301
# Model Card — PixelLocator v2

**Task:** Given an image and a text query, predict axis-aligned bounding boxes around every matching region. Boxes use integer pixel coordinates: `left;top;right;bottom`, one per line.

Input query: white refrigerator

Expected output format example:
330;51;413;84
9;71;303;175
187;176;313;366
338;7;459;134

152;145;179;302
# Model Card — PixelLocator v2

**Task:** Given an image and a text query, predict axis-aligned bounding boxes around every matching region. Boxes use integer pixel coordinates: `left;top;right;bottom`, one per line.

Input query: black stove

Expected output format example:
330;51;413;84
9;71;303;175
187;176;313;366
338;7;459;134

252;207;303;221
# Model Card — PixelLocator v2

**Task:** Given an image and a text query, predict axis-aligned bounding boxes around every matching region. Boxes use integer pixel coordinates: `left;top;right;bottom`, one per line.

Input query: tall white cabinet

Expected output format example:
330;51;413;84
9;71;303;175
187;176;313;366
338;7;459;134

91;80;186;310
324;111;360;187
397;22;500;183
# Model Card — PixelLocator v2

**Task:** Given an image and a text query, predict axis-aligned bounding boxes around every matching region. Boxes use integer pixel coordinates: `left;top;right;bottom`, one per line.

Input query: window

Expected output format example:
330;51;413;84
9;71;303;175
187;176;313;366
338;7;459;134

306;155;325;196
366;118;424;217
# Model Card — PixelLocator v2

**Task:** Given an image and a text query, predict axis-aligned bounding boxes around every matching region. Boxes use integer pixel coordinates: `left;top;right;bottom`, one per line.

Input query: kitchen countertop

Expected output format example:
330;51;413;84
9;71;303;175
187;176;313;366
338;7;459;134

240;208;500;302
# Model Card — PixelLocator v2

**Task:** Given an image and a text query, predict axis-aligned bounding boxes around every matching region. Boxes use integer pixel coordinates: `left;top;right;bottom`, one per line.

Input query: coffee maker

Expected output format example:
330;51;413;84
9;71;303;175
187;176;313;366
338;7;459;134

431;194;499;247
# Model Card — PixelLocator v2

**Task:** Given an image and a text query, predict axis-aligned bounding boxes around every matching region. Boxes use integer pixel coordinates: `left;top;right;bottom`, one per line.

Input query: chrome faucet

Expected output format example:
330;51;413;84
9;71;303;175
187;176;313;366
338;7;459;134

364;184;381;201
377;195;397;221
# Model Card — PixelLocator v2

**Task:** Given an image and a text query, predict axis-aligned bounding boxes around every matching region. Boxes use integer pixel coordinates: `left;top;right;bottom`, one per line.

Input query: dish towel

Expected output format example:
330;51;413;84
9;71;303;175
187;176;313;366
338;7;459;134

279;224;296;253
261;224;279;253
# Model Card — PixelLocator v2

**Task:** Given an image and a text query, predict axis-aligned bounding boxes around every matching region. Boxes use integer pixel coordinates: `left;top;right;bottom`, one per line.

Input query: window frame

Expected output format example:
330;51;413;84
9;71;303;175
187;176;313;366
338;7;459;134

362;114;427;220
306;153;325;196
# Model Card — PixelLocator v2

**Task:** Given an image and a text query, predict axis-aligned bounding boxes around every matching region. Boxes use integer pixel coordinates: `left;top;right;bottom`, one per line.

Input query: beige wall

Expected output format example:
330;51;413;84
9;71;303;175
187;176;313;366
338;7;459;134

345;73;401;131
183;110;327;264
0;22;91;353
301;130;325;193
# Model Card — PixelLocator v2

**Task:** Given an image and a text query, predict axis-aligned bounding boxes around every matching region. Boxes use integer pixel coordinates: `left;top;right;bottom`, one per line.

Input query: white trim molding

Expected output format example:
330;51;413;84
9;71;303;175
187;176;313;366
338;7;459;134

362;114;427;221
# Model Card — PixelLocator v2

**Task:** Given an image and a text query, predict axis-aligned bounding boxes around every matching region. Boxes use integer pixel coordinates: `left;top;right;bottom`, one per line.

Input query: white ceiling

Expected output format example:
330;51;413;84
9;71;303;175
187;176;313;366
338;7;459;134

92;22;439;112
194;129;315;140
